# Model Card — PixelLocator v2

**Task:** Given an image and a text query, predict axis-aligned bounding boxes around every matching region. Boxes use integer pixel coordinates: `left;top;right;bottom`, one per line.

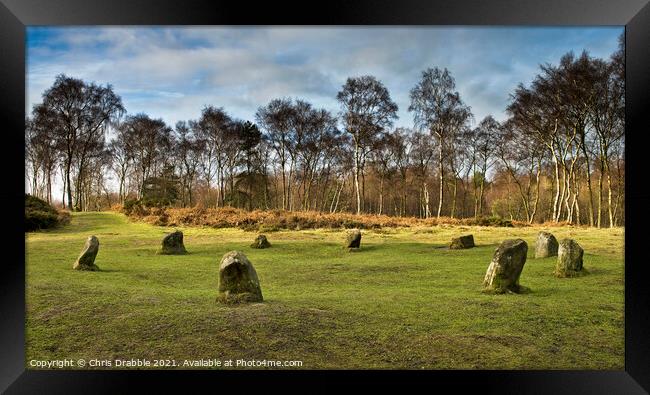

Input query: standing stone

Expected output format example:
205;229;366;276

450;234;475;249
73;236;100;271
483;239;528;294
158;230;187;255
251;234;271;249
345;229;362;249
535;231;559;258
218;251;263;303
555;239;585;277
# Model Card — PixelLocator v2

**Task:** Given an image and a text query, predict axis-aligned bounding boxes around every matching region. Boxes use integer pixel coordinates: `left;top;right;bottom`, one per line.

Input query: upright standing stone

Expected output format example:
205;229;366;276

483;239;528;293
251;234;271;249
158;230;187;255
218;251;263;303
450;234;475;249
345;229;362;250
535;231;559;258
73;236;100;271
555;239;585;277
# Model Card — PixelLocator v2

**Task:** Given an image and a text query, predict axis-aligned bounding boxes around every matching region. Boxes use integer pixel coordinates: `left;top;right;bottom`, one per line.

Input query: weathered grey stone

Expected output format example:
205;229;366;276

218;251;263;303
555;239;585;277
251;234;271;249
450;234;475;249
158;230;187;255
73;235;100;271
535;231;558;258
483;239;528;293
345;229;362;249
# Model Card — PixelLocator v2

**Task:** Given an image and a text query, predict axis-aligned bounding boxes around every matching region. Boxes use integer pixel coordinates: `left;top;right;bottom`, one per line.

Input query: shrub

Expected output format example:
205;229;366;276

57;210;72;226
122;199;148;216
122;199;138;214
25;194;68;232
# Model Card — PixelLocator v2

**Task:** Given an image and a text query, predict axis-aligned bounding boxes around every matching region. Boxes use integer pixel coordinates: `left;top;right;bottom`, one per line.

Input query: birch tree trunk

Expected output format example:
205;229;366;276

353;140;362;215
451;177;458;219
437;137;444;218
606;158;615;228
551;148;560;222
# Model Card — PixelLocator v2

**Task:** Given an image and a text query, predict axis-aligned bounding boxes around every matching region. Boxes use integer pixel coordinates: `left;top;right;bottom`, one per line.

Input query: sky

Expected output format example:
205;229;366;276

26;26;623;131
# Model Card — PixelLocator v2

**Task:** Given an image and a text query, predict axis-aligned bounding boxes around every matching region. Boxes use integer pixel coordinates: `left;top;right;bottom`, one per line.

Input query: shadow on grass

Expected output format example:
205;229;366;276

478;283;534;295
351;245;381;252
95;268;121;273
434;243;497;250
72;267;120;273
155;251;194;256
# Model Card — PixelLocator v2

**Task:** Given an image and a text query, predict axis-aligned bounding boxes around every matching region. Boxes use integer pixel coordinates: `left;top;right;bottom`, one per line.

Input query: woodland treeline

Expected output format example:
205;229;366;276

26;36;624;227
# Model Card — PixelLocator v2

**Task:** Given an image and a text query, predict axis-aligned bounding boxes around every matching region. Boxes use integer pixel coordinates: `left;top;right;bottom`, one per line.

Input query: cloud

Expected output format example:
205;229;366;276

26;26;623;128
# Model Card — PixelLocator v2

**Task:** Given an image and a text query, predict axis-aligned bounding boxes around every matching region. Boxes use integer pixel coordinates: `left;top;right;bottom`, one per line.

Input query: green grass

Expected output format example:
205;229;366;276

26;212;624;369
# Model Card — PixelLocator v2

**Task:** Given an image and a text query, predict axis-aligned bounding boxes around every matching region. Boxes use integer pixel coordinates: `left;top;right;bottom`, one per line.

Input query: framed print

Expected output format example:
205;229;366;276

2;0;650;392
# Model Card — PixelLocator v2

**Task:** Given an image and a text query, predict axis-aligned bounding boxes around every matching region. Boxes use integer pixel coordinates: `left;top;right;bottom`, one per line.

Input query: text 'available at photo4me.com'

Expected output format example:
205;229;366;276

29;358;304;369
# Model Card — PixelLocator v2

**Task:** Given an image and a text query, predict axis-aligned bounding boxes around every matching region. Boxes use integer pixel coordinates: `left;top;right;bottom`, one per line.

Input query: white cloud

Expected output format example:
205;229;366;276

27;26;623;128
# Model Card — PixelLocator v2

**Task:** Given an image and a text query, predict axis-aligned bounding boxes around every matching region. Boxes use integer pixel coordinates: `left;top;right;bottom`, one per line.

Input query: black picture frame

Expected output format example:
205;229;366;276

2;0;649;392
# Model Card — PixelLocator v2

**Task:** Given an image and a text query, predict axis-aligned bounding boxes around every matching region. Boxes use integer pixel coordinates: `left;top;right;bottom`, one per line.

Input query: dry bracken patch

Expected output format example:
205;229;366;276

120;205;527;231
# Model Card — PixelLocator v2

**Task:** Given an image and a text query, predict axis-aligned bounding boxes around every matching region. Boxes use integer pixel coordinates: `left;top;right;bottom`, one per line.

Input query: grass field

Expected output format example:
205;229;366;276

25;212;624;369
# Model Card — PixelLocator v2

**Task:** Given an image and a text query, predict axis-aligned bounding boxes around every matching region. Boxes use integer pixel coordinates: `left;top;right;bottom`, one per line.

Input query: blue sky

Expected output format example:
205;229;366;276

26;26;623;129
